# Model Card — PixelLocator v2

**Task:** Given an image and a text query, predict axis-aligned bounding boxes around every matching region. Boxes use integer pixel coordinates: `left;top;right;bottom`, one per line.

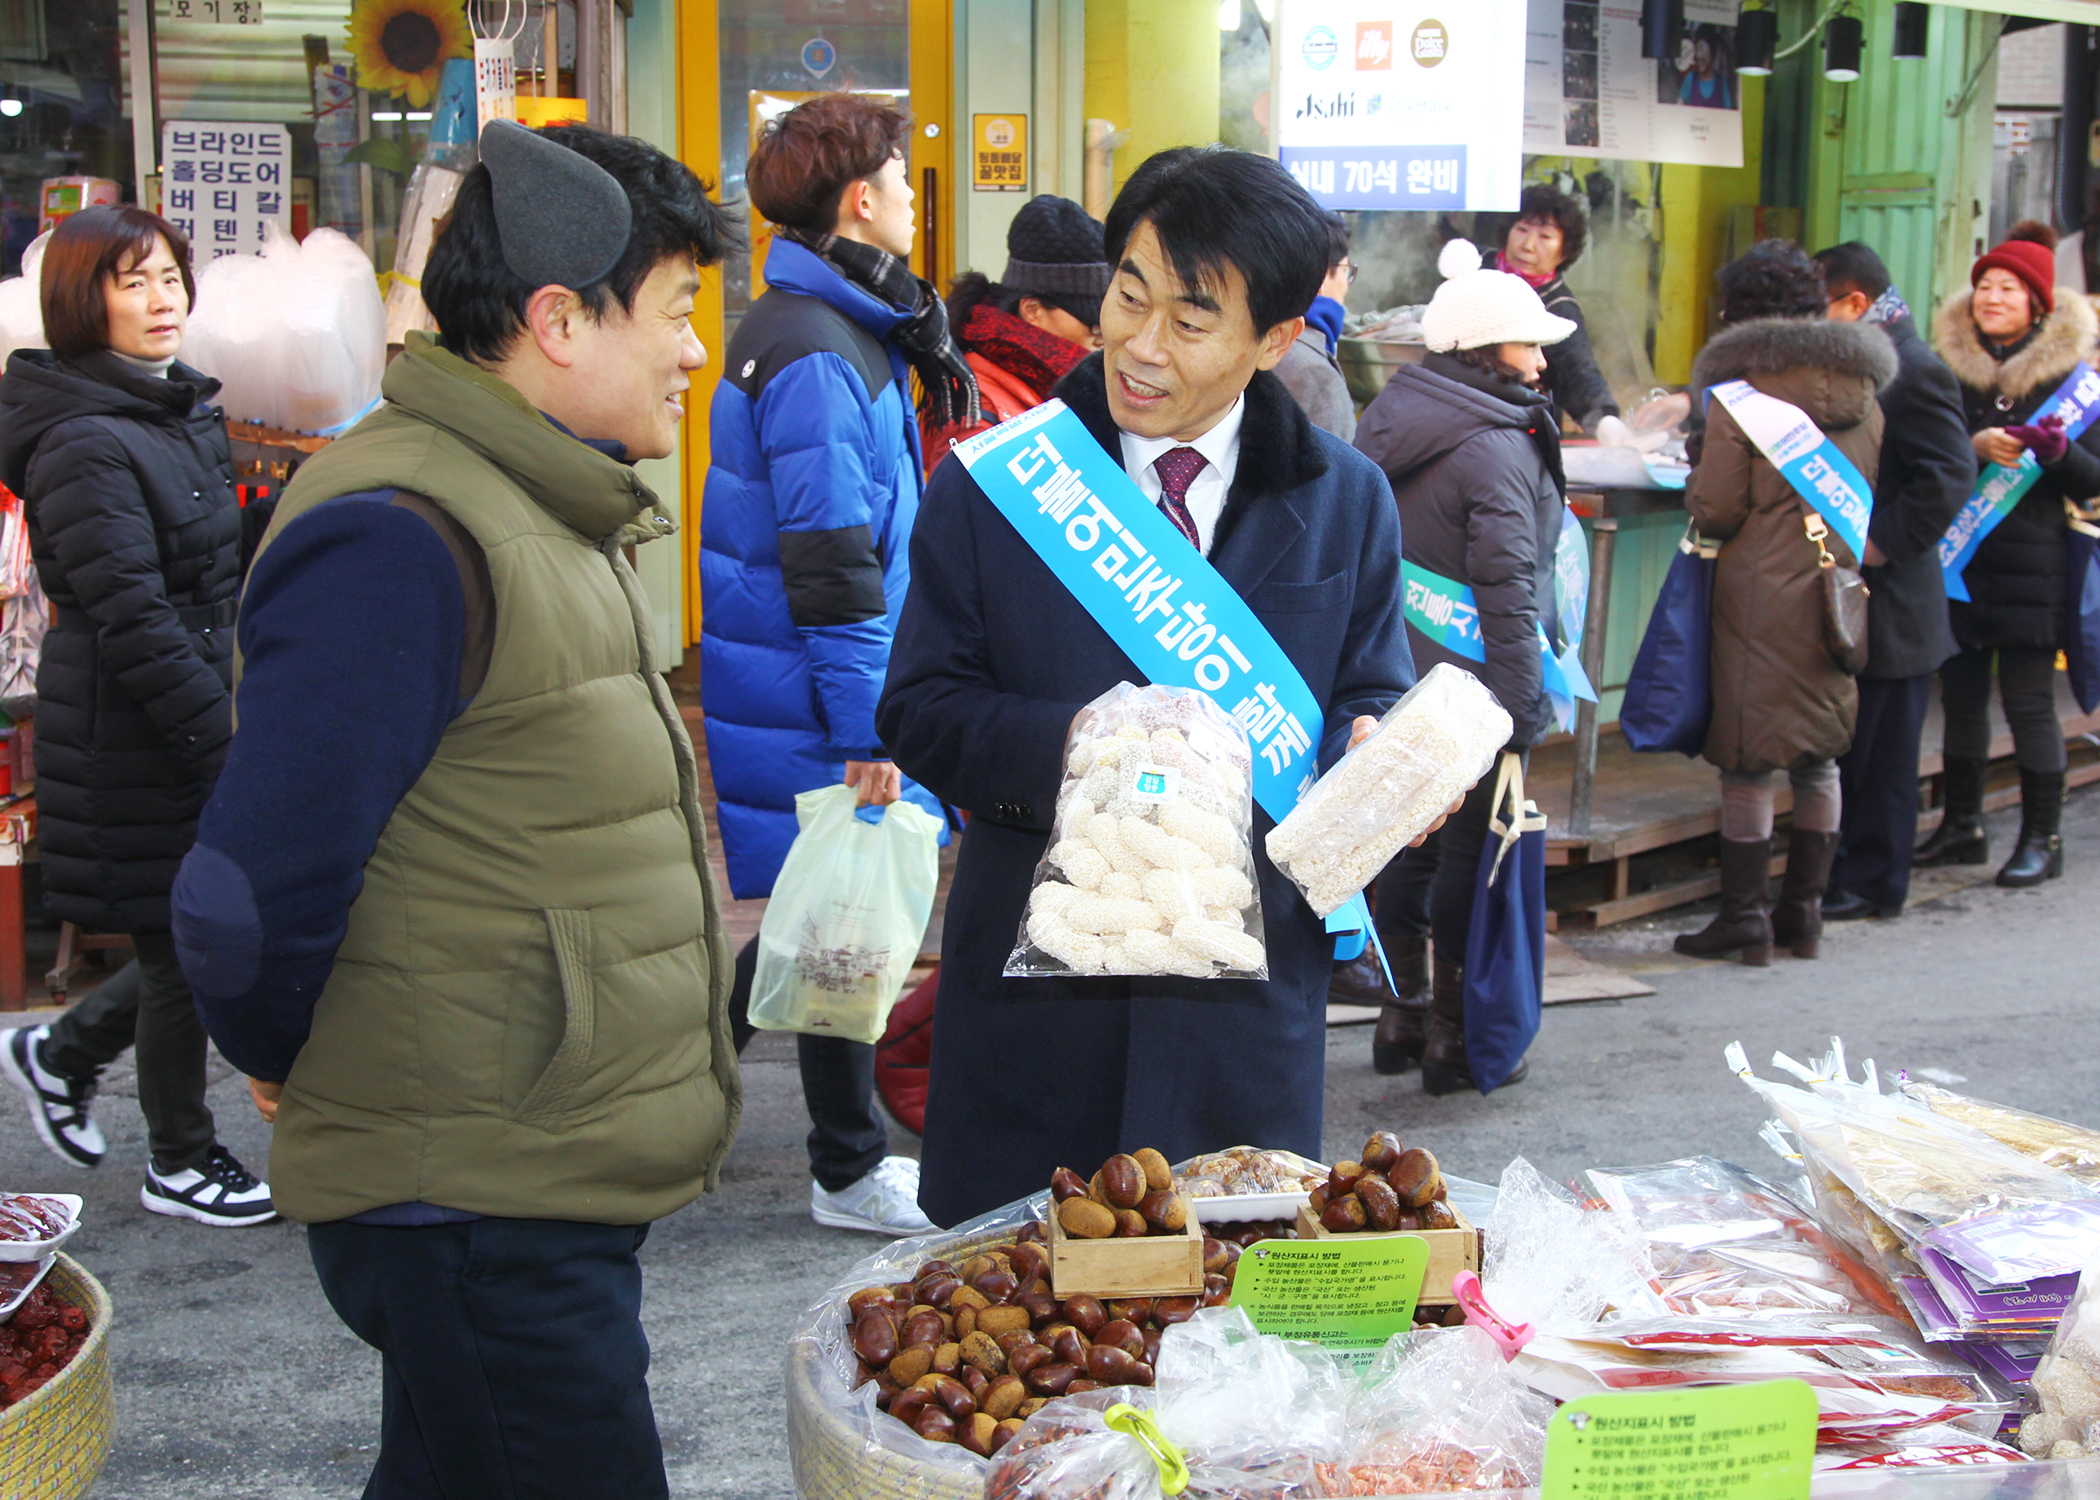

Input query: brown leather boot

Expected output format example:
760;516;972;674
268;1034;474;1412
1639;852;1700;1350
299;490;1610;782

1370;934;1428;1075
1673;837;1773;965
1770;828;1839;958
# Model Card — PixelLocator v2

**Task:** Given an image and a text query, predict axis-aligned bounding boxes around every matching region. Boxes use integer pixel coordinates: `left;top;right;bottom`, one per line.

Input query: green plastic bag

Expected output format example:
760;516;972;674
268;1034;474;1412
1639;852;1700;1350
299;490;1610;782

748;785;944;1044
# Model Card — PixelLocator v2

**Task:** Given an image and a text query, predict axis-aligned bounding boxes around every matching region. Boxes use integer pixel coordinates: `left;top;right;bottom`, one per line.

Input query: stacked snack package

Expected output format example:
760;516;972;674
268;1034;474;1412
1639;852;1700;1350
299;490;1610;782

1008;683;1267;979
1727;1041;2100;1288
1585;1156;1905;1321
1898;1080;2100;1187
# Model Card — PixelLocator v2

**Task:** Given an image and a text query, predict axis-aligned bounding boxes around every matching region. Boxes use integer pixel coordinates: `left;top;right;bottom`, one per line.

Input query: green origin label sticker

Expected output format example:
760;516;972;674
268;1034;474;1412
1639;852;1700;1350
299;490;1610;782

1225;1236;1428;1350
1541;1379;1817;1500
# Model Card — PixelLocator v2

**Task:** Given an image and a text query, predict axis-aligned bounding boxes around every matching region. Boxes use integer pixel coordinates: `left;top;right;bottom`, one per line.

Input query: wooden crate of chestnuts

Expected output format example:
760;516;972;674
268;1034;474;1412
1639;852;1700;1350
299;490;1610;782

1046;1148;1204;1299
1292;1132;1479;1304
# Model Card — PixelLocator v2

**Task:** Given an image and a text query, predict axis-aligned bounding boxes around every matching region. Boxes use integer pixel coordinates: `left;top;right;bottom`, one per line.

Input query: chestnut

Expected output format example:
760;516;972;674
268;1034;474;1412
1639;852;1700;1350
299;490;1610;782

1087;1344;1142;1384
1061;1295;1108;1337
852;1307;900;1366
1008;1343;1053;1379
1050;1166;1090;1202
1361;1130;1404;1173
1100;1153;1147;1210
1025;1361;1079;1397
914;1405;958;1443
1153;1296;1199;1326
1320;1194;1368;1234
1356;1174;1402;1233
1050;1327;1091;1365
1094;1318;1145;1358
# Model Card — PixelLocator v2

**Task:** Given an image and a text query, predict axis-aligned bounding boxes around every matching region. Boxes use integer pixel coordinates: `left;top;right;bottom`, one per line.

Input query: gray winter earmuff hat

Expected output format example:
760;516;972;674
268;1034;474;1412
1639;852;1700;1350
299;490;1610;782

478;119;635;290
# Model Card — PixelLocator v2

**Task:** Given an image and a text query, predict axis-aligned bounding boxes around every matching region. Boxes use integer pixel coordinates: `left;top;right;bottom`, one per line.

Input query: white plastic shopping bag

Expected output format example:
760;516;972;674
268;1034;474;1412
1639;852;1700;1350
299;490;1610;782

748;784;943;1044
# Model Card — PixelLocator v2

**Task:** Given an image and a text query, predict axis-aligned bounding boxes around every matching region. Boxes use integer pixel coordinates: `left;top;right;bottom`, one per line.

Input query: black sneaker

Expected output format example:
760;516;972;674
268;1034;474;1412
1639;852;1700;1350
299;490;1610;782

0;1024;105;1168
141;1144;277;1227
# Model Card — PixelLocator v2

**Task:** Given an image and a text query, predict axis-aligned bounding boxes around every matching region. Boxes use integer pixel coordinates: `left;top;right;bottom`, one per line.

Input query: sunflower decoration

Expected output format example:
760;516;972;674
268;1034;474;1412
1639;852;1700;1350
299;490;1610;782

347;0;472;109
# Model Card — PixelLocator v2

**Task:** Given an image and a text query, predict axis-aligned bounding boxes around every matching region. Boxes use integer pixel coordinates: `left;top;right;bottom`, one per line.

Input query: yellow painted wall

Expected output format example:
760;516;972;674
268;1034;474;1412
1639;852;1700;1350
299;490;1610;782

1084;0;1221;185
1652;76;1767;384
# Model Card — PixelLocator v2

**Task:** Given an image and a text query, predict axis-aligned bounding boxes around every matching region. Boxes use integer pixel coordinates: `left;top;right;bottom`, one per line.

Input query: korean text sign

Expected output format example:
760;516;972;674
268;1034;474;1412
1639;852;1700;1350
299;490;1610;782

1275;0;1525;211
1540;1380;1816;1500
161;123;292;261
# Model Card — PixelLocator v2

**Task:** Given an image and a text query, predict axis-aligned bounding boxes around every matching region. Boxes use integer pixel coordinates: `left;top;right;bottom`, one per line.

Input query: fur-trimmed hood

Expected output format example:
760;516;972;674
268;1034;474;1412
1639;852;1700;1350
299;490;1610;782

1931;285;2098;403
1690;315;1897;431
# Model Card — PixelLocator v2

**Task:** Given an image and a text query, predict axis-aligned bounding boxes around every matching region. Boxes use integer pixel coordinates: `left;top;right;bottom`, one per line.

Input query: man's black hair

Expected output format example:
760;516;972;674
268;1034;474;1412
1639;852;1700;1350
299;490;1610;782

423;125;741;365
1103;145;1328;335
1716;238;1826;324
1812;241;1892;303
1322;211;1350;271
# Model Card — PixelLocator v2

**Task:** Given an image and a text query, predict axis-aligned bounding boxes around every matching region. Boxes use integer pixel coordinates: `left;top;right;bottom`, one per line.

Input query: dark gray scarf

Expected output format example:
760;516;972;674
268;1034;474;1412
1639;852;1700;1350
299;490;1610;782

782;227;980;428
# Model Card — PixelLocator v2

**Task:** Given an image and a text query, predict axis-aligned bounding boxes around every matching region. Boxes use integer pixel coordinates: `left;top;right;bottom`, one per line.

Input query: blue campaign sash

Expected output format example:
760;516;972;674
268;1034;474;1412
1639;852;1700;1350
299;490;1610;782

1400;560;1597;731
953;401;1383;966
1937;364;2100;601
1709;379;1875;565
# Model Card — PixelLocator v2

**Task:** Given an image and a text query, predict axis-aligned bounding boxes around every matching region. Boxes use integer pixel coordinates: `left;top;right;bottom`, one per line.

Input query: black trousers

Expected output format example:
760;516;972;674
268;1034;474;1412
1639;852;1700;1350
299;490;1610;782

308;1218;666;1500
725;935;887;1193
1372;755;1520;968
1941;645;2066;773
41;935;216;1173
1832;674;1934;911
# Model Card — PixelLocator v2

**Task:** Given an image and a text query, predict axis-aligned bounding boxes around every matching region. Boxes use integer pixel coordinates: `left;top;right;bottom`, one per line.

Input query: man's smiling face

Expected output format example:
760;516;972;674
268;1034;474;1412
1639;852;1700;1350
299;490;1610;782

1099;219;1299;444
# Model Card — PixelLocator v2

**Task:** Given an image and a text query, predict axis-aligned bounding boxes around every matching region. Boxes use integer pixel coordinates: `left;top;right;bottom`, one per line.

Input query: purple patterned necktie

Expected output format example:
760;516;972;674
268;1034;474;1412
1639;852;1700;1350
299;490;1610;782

1153;446;1208;551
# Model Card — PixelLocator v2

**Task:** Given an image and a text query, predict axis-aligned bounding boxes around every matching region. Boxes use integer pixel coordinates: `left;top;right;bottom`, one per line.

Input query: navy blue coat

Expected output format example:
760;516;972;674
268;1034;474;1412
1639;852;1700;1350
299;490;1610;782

878;357;1415;1227
700;238;940;899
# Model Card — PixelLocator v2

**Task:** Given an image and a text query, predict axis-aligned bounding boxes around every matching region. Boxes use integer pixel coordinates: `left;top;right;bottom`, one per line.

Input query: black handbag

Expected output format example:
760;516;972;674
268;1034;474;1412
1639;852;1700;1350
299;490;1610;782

1802;503;1870;675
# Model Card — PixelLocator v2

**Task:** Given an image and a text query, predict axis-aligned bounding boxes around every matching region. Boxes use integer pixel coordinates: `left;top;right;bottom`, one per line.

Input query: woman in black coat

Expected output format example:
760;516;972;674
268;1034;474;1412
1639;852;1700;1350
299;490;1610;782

0;206;271;1224
1352;245;1574;1095
1924;224;2100;888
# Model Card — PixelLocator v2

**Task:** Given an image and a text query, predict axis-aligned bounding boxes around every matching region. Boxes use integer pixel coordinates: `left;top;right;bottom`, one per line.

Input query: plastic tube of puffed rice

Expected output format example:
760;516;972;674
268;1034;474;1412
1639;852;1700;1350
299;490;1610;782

1005;681;1269;980
1264;663;1512;917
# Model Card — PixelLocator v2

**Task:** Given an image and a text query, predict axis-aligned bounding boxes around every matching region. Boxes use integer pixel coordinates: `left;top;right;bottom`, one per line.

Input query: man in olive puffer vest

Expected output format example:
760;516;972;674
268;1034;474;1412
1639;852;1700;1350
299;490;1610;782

171;123;740;1499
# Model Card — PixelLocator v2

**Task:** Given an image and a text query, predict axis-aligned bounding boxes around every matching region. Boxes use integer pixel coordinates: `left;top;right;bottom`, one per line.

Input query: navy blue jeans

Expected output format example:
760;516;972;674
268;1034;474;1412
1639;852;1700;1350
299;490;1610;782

307;1218;666;1500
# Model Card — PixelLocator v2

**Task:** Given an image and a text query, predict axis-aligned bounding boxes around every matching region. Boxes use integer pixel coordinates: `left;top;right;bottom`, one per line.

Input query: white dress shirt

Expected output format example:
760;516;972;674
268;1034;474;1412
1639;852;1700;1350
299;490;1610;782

1117;395;1245;557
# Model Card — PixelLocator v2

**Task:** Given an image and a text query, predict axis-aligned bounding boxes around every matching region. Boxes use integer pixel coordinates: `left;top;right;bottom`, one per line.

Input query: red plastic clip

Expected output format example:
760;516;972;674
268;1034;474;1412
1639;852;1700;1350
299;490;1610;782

1451;1270;1535;1361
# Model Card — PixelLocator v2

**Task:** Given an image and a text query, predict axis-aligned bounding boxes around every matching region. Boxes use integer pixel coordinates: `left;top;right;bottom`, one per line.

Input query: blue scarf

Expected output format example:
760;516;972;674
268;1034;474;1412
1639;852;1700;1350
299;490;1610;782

1863;285;1911;327
1305;295;1346;356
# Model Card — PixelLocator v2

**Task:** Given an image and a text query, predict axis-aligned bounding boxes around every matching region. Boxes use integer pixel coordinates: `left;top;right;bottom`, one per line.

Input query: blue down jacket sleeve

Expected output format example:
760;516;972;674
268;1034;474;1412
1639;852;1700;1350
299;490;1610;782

172;493;464;1082
758;351;895;759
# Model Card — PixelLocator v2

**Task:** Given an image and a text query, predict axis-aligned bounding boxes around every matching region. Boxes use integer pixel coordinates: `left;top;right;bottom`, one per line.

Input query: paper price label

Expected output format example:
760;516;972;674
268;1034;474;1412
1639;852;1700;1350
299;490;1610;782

1226;1236;1427;1358
1541;1379;1816;1500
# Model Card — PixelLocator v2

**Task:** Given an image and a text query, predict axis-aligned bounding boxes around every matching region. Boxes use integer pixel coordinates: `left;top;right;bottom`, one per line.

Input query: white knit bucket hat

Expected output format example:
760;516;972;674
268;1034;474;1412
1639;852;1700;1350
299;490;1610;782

1420;239;1579;352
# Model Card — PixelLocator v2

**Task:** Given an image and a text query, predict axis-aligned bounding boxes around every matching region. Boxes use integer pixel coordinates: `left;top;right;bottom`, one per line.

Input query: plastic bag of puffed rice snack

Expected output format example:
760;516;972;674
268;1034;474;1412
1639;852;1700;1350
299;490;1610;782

1264;663;1511;918
1006;682;1268;980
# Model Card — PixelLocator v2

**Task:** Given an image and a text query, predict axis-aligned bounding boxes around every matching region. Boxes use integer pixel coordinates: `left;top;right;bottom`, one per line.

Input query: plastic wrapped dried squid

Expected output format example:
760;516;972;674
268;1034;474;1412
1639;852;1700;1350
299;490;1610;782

1264;663;1511;918
1007;682;1267;979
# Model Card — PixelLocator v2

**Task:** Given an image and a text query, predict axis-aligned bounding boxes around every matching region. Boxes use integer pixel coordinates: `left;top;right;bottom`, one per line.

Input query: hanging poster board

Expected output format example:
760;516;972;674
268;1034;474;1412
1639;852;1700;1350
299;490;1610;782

1522;0;1744;167
160;123;292;261
1274;0;1527;212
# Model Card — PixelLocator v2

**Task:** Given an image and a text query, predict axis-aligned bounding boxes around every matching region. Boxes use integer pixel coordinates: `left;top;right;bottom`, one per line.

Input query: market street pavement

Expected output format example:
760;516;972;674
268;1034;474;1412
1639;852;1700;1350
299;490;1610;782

8;785;2096;1498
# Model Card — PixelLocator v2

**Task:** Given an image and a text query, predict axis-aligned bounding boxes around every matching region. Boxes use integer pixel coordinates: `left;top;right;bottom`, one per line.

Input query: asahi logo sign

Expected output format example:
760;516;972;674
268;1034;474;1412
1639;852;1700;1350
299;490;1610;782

1411;19;1450;65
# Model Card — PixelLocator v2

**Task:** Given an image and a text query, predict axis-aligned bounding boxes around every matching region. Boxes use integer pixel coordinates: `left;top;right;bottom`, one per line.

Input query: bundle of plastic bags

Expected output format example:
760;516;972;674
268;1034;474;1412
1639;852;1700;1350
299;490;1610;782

181;223;384;435
1009;682;1267;979
1727;1040;2100;1286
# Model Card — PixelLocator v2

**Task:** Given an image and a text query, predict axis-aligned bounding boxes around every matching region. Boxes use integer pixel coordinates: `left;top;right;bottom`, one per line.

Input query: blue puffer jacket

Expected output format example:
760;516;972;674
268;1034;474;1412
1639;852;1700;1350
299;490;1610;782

701;238;943;899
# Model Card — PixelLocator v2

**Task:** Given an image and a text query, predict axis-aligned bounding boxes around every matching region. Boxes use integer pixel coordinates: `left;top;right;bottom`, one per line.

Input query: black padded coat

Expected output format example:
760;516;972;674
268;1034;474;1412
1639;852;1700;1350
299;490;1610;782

1930;288;2100;653
1354;352;1566;749
0;350;241;932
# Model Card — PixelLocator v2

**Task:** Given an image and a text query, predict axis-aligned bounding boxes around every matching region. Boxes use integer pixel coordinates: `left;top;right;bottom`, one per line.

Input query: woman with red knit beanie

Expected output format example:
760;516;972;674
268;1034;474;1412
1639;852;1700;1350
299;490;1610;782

1924;221;2100;887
